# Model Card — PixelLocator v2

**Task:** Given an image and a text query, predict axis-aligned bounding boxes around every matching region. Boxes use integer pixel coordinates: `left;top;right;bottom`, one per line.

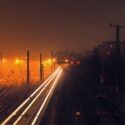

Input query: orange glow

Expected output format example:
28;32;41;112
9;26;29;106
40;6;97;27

15;59;20;64
48;58;52;64
2;58;7;63
15;59;24;65
0;57;56;87
65;59;69;63
53;58;56;63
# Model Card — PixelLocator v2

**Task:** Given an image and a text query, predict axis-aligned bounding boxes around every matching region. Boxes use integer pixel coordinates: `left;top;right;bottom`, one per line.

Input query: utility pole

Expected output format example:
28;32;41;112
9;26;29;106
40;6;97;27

40;51;43;81
51;50;54;70
0;51;2;78
27;50;30;85
109;24;125;93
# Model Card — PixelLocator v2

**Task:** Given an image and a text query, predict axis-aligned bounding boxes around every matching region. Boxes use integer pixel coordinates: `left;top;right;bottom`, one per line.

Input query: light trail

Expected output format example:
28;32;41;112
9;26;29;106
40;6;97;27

13;68;62;125
31;69;63;125
26;67;60;98
1;67;61;125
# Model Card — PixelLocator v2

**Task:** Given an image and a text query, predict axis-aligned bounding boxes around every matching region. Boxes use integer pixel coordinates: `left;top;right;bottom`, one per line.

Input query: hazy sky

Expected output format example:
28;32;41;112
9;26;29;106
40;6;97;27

0;0;125;57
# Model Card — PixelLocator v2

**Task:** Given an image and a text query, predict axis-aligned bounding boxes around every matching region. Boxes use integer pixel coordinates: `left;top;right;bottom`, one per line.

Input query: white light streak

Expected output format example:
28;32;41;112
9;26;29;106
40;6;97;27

31;69;63;125
1;67;61;125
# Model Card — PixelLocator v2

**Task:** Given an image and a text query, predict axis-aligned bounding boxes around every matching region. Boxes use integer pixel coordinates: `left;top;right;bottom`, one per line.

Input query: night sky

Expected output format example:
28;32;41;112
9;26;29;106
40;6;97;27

0;0;125;57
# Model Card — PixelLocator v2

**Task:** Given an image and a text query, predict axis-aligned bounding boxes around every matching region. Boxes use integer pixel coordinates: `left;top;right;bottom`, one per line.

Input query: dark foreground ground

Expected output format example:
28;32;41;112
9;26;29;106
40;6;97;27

40;64;125;125
0;83;39;122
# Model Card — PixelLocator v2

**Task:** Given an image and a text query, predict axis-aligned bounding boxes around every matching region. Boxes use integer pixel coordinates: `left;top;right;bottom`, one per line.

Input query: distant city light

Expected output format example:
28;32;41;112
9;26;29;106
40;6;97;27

65;59;69;63
0;56;54;86
53;58;56;63
70;61;74;64
108;51;110;55
2;58;7;63
48;58;52;64
76;61;80;64
15;59;20;64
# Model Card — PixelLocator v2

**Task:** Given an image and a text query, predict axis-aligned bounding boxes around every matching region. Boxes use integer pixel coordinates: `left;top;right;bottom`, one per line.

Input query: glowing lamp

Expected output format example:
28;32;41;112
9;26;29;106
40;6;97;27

65;59;69;63
76;61;80;64
2;58;6;63
15;59;20;64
